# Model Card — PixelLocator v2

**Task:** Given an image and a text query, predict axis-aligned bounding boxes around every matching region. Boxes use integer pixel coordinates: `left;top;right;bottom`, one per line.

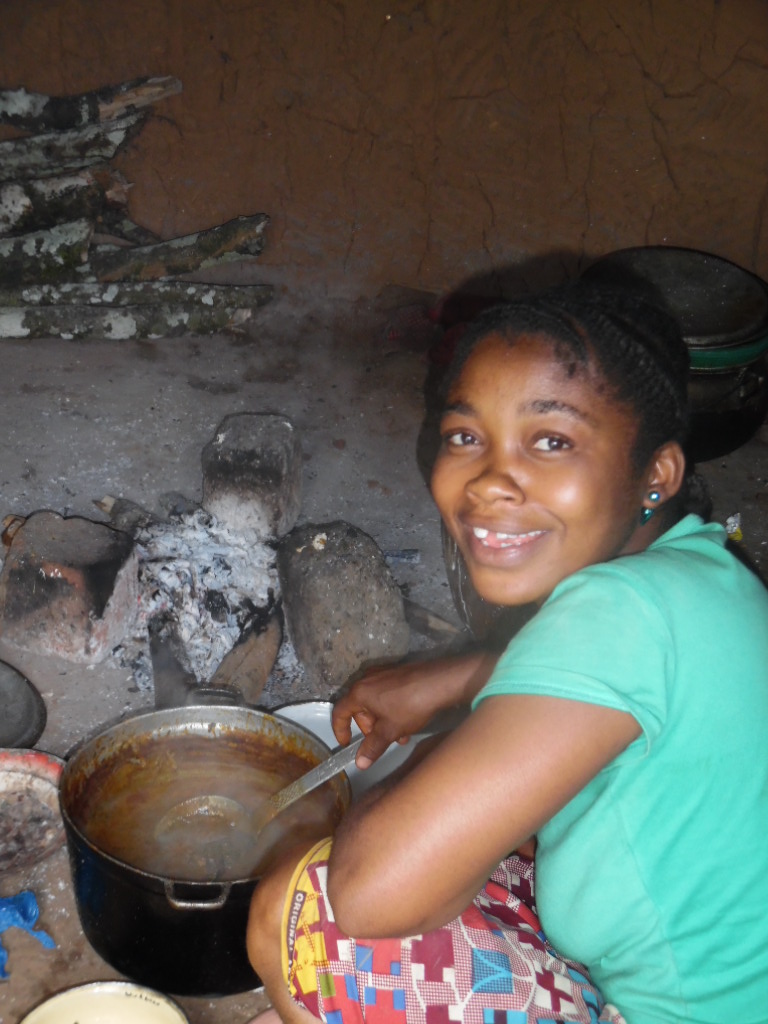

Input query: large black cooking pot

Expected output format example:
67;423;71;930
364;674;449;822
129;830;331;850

582;246;768;461
59;704;350;996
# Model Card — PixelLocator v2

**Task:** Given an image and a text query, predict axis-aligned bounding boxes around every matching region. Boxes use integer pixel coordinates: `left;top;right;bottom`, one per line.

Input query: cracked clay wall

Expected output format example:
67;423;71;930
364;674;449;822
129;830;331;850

2;0;767;298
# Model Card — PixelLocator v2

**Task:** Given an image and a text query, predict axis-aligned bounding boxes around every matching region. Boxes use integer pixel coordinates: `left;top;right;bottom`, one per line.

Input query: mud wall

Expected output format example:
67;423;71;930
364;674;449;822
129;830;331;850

2;0;767;298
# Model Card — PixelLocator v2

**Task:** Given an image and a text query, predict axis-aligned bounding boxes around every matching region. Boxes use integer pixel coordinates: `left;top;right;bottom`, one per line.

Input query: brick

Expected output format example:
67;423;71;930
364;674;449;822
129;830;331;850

201;412;302;539
0;510;139;663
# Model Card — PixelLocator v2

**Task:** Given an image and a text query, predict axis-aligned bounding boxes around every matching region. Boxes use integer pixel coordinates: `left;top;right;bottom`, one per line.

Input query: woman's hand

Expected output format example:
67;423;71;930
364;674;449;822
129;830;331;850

332;651;498;769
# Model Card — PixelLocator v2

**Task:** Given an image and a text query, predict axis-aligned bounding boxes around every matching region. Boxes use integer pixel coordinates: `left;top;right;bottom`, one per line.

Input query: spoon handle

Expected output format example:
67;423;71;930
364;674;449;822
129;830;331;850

269;736;364;814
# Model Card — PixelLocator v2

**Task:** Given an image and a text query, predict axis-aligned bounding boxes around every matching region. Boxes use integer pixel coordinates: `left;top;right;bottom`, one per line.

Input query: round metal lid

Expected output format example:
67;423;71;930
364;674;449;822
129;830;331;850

583;246;768;363
0;661;47;748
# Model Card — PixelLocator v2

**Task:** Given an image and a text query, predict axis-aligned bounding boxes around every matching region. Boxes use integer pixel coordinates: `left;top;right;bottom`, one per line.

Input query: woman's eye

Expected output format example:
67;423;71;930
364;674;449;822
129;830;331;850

443;429;476;448
532;435;571;452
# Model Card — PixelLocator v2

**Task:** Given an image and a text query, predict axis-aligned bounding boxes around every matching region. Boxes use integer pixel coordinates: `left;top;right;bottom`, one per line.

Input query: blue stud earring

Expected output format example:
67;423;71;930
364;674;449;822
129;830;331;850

640;490;661;525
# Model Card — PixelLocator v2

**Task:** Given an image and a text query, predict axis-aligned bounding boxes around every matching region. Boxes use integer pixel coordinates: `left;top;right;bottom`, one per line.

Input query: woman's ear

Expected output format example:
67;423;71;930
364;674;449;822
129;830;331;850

645;441;687;507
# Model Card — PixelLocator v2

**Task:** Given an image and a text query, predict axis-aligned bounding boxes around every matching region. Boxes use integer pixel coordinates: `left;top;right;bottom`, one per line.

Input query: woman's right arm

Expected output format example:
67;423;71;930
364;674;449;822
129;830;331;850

332;650;499;768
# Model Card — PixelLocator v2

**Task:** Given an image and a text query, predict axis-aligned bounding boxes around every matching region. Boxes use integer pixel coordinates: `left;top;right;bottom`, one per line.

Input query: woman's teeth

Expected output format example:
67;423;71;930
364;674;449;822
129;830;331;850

472;526;542;548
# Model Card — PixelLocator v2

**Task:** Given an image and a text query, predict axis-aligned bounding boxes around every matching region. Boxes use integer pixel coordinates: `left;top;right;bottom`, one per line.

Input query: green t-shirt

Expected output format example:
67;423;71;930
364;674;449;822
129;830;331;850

474;514;768;1024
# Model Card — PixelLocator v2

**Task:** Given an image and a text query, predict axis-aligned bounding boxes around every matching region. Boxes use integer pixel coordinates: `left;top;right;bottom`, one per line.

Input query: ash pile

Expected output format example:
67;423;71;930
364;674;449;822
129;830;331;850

0;412;413;709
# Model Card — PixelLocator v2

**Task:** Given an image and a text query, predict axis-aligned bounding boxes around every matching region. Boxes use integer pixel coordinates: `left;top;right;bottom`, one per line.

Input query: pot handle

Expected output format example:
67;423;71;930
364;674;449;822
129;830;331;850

185;686;244;707
164;880;232;911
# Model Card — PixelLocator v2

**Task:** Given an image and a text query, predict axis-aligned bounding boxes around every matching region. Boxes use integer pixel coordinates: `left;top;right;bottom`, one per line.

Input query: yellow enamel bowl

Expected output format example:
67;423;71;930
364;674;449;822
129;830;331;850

18;980;189;1024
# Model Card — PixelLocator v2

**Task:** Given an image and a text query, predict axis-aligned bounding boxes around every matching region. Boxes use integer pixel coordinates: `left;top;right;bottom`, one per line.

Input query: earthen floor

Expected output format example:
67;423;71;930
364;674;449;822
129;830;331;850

1;286;766;1023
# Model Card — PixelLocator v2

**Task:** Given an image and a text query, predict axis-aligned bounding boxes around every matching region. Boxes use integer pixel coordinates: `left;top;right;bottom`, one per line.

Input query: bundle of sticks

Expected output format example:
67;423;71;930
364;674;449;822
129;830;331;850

0;76;272;339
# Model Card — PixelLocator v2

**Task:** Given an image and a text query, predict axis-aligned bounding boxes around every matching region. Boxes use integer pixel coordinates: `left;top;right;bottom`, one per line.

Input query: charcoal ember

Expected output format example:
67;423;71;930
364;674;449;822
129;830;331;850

277;520;410;695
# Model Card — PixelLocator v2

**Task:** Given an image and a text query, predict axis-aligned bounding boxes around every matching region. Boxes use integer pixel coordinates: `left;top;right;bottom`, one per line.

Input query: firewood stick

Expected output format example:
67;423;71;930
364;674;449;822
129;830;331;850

0;280;273;309
93;207;160;248
0;300;269;340
0;170;109;237
403;599;462;638
0;112;145;183
0;219;92;287
0;76;182;132
84;214;270;282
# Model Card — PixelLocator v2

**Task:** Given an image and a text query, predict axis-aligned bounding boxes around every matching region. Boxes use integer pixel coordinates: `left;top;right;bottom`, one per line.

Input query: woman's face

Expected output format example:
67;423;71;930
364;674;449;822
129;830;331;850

431;331;653;607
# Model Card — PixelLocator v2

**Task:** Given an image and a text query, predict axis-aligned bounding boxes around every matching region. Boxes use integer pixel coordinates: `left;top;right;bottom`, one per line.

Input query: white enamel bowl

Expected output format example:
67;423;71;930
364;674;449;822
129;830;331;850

18;981;189;1024
273;700;424;797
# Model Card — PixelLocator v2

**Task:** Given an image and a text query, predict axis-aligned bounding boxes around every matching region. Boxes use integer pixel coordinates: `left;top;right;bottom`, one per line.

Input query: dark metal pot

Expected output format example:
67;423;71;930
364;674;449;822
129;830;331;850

59;704;350;997
582;246;768;462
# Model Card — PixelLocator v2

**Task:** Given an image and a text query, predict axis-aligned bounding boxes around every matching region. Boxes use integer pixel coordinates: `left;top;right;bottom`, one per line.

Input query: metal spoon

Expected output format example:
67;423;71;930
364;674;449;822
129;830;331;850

154;736;364;844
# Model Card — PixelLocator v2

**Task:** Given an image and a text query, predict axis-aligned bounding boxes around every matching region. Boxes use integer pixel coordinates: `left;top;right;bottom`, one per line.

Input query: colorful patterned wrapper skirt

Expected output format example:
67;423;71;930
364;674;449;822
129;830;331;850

281;838;626;1024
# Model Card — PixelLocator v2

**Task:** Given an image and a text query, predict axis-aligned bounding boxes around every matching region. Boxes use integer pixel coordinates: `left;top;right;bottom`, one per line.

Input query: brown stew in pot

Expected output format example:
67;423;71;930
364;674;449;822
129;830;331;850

68;730;343;881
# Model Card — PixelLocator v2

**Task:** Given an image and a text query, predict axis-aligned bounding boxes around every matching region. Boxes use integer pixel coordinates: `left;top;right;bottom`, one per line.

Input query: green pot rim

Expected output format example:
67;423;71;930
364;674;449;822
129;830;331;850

688;332;768;370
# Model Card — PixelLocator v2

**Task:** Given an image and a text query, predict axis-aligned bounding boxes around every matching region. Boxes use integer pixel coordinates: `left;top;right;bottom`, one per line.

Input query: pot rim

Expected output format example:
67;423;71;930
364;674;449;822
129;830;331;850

584;245;768;354
59;703;349;888
687;332;768;369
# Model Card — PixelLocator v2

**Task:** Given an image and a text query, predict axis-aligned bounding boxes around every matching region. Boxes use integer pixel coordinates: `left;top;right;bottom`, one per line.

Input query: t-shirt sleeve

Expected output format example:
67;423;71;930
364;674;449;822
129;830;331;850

473;563;673;752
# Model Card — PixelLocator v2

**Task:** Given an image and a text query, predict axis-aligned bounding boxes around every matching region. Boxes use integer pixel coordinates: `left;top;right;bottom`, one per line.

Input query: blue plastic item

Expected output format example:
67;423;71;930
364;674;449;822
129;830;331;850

0;890;55;979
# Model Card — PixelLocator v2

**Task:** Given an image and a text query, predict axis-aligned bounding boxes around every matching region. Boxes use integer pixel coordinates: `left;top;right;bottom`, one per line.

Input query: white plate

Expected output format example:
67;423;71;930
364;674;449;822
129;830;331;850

18;981;189;1024
273;700;423;798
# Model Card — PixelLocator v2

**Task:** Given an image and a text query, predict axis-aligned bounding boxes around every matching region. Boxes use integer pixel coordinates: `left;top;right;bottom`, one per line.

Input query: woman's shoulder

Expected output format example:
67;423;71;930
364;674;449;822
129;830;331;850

554;514;740;605
647;512;727;556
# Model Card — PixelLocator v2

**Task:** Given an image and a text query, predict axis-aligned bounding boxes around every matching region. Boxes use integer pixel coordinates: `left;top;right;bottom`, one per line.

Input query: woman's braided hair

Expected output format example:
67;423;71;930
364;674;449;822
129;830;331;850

440;277;710;519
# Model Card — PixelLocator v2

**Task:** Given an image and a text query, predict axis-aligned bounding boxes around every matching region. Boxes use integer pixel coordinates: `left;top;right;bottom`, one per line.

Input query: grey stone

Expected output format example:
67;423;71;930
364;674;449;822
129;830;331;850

277;520;410;695
201;412;302;539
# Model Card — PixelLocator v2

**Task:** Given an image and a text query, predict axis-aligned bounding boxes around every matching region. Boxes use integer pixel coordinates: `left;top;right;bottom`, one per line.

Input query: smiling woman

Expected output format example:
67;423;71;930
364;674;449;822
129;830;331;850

246;279;768;1024
430;331;682;607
